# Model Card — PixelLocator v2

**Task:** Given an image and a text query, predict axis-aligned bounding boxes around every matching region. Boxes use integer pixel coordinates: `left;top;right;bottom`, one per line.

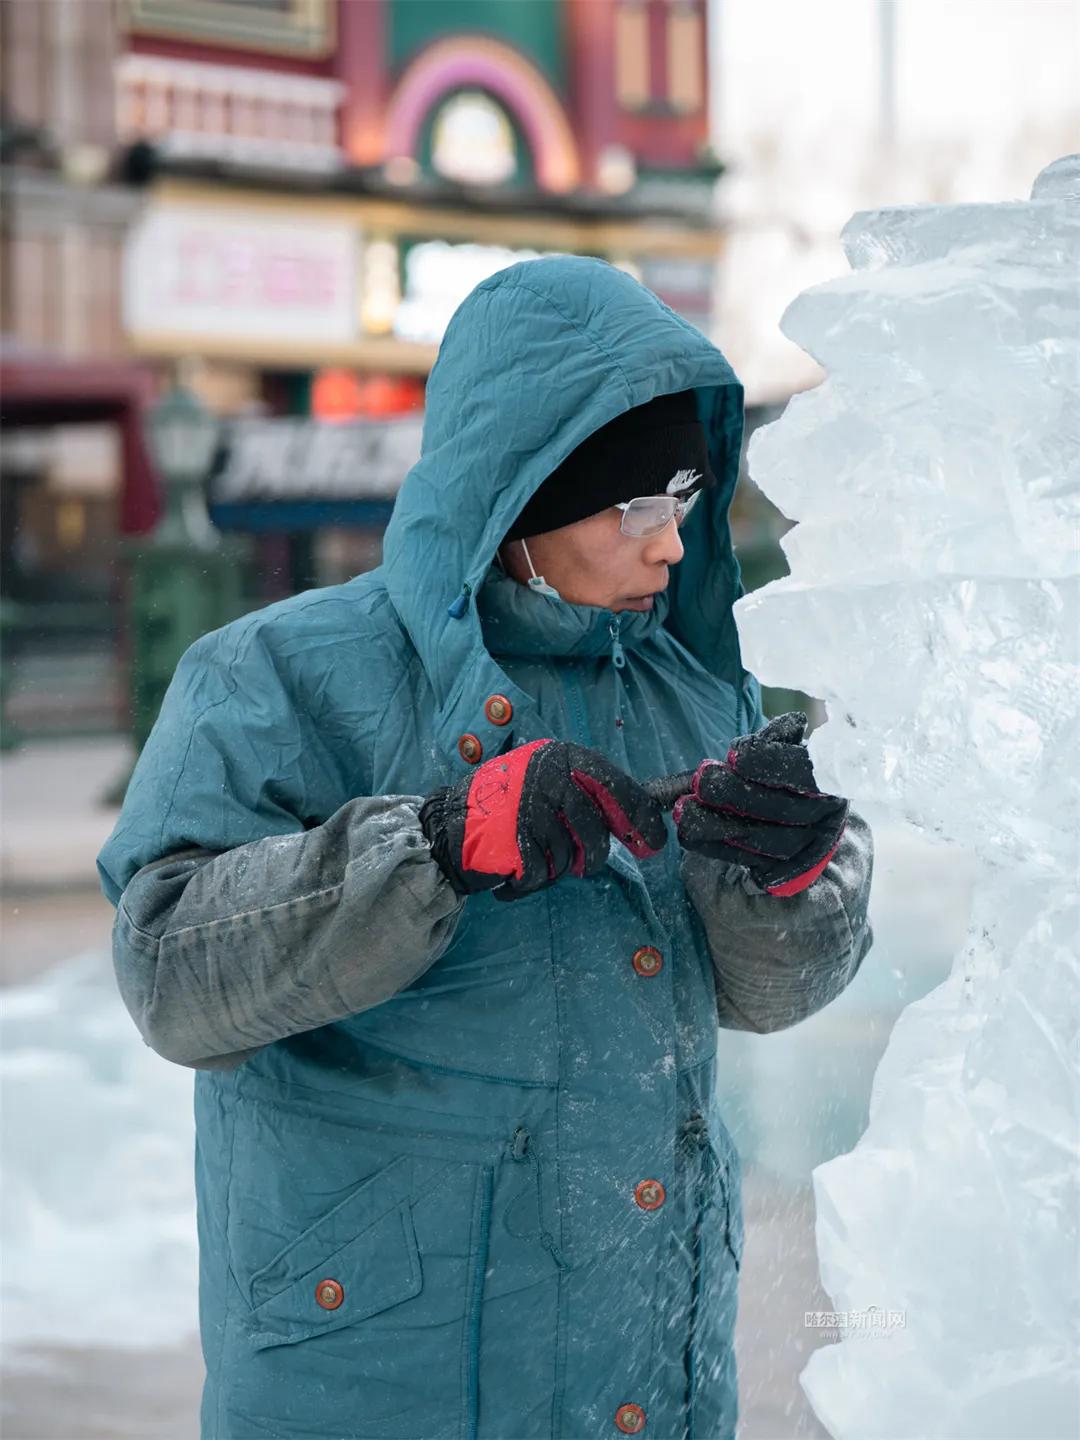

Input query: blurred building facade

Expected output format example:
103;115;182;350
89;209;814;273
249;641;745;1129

1;0;155;740
115;0;721;576
2;0;738;741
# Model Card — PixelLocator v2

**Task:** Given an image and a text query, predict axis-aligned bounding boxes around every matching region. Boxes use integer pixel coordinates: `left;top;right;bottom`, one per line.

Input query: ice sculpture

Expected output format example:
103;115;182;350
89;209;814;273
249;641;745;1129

734;155;1079;1438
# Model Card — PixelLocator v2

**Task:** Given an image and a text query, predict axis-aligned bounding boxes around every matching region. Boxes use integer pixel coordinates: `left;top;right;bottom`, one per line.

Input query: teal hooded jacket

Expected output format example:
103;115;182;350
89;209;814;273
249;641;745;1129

99;257;874;1440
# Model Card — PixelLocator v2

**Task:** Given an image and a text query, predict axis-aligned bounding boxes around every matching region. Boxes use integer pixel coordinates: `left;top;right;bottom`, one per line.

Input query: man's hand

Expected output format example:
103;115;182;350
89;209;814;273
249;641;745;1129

674;712;849;897
420;740;667;901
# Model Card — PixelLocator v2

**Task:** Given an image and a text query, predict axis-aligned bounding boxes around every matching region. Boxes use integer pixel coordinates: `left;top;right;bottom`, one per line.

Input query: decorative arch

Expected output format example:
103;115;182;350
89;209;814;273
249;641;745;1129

384;36;581;194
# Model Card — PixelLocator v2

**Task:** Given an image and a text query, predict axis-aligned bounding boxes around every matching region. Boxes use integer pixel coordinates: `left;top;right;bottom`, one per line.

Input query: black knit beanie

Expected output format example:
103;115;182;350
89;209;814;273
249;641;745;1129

504;389;714;542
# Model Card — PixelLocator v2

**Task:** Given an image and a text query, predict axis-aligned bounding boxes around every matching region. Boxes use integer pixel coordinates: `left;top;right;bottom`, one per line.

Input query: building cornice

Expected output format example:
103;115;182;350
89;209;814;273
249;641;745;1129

0;166;144;234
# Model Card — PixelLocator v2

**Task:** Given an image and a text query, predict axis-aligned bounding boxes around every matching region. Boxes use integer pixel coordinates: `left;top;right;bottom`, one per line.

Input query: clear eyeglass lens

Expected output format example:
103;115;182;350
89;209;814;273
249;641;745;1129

619;497;675;537
619;489;702;537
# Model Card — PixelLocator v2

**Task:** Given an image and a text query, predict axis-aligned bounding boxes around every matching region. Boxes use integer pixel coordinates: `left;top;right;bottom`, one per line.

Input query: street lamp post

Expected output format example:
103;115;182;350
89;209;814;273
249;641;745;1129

128;386;248;753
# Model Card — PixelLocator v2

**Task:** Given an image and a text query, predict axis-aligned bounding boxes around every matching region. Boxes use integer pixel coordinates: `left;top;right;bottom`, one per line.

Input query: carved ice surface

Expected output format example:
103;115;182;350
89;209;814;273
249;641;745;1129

736;155;1080;1439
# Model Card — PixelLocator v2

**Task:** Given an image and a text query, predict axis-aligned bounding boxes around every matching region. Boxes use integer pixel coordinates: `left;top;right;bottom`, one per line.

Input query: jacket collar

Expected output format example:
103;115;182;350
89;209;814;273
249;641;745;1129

476;563;666;660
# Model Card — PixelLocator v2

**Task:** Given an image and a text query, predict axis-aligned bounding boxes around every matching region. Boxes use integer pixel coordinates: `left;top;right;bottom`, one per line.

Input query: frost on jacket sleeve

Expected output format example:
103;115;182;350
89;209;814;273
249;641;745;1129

682;807;875;1034
97;623;463;1071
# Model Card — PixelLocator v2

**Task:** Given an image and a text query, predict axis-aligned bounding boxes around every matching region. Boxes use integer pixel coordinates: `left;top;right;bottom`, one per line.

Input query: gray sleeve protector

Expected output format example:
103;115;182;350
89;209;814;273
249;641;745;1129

112;795;464;1070
682;806;876;1034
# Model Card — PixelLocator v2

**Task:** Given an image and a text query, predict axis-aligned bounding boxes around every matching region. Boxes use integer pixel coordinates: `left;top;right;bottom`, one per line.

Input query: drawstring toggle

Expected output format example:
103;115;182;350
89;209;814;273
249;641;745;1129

447;582;472;619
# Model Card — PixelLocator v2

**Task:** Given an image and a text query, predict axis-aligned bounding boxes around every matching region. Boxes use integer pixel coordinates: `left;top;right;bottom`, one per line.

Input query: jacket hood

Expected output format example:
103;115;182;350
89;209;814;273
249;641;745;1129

381;255;747;773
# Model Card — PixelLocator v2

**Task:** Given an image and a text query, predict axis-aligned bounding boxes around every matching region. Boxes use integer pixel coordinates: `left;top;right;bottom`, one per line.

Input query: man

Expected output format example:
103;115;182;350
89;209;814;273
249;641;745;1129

99;256;873;1440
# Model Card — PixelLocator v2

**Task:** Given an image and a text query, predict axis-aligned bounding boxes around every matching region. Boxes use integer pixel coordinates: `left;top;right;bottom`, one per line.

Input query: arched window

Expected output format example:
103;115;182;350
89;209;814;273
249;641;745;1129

430;91;518;186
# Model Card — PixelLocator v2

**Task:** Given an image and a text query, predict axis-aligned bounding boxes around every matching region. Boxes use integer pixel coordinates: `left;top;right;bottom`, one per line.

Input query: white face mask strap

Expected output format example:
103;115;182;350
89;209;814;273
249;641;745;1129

521;538;542;583
520;539;561;599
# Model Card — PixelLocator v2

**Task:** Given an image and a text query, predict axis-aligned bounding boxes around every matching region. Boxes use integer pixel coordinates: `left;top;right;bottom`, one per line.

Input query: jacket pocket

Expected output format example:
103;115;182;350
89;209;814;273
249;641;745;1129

244;1153;442;1350
713;1155;744;1273
686;1109;744;1272
706;1116;744;1273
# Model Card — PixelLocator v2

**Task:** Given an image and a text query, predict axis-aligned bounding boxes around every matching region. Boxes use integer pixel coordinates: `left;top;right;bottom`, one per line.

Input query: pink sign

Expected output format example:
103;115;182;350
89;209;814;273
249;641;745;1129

124;205;358;345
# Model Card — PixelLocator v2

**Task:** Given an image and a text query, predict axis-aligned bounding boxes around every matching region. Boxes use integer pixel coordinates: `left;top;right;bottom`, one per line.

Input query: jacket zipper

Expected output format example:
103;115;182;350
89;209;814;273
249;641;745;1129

681;1112;714;1440
609;616;626;670
557;617;626;744
609;616;626;731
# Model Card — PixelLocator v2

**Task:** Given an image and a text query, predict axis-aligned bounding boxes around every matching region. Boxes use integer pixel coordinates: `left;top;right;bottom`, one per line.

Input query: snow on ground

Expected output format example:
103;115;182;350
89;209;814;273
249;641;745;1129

1;948;198;1354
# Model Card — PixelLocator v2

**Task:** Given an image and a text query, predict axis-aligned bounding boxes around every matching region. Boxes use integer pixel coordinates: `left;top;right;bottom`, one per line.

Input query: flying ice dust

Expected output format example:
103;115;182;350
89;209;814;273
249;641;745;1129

734;154;1080;1440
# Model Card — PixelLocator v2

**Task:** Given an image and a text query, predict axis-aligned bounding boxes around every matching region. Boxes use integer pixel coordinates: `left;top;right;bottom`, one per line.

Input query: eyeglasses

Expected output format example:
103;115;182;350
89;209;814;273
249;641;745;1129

616;488;703;538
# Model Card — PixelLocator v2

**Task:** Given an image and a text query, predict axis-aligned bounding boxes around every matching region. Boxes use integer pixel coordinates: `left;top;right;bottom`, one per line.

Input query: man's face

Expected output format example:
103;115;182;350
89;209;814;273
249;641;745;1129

500;505;685;613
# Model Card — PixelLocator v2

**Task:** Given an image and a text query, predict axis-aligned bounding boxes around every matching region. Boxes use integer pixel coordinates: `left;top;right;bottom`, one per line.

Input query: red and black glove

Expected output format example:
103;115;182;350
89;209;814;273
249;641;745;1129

674;712;849;898
420;739;667;902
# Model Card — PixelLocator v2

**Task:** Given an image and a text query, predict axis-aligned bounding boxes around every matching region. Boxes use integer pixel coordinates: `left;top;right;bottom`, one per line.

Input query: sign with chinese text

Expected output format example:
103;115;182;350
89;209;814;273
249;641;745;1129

208;415;422;531
124;205;359;346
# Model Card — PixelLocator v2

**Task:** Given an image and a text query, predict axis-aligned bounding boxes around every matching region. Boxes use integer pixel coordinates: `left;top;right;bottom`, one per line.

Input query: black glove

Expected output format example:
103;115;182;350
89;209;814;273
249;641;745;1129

674;712;849;897
420;739;667;902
